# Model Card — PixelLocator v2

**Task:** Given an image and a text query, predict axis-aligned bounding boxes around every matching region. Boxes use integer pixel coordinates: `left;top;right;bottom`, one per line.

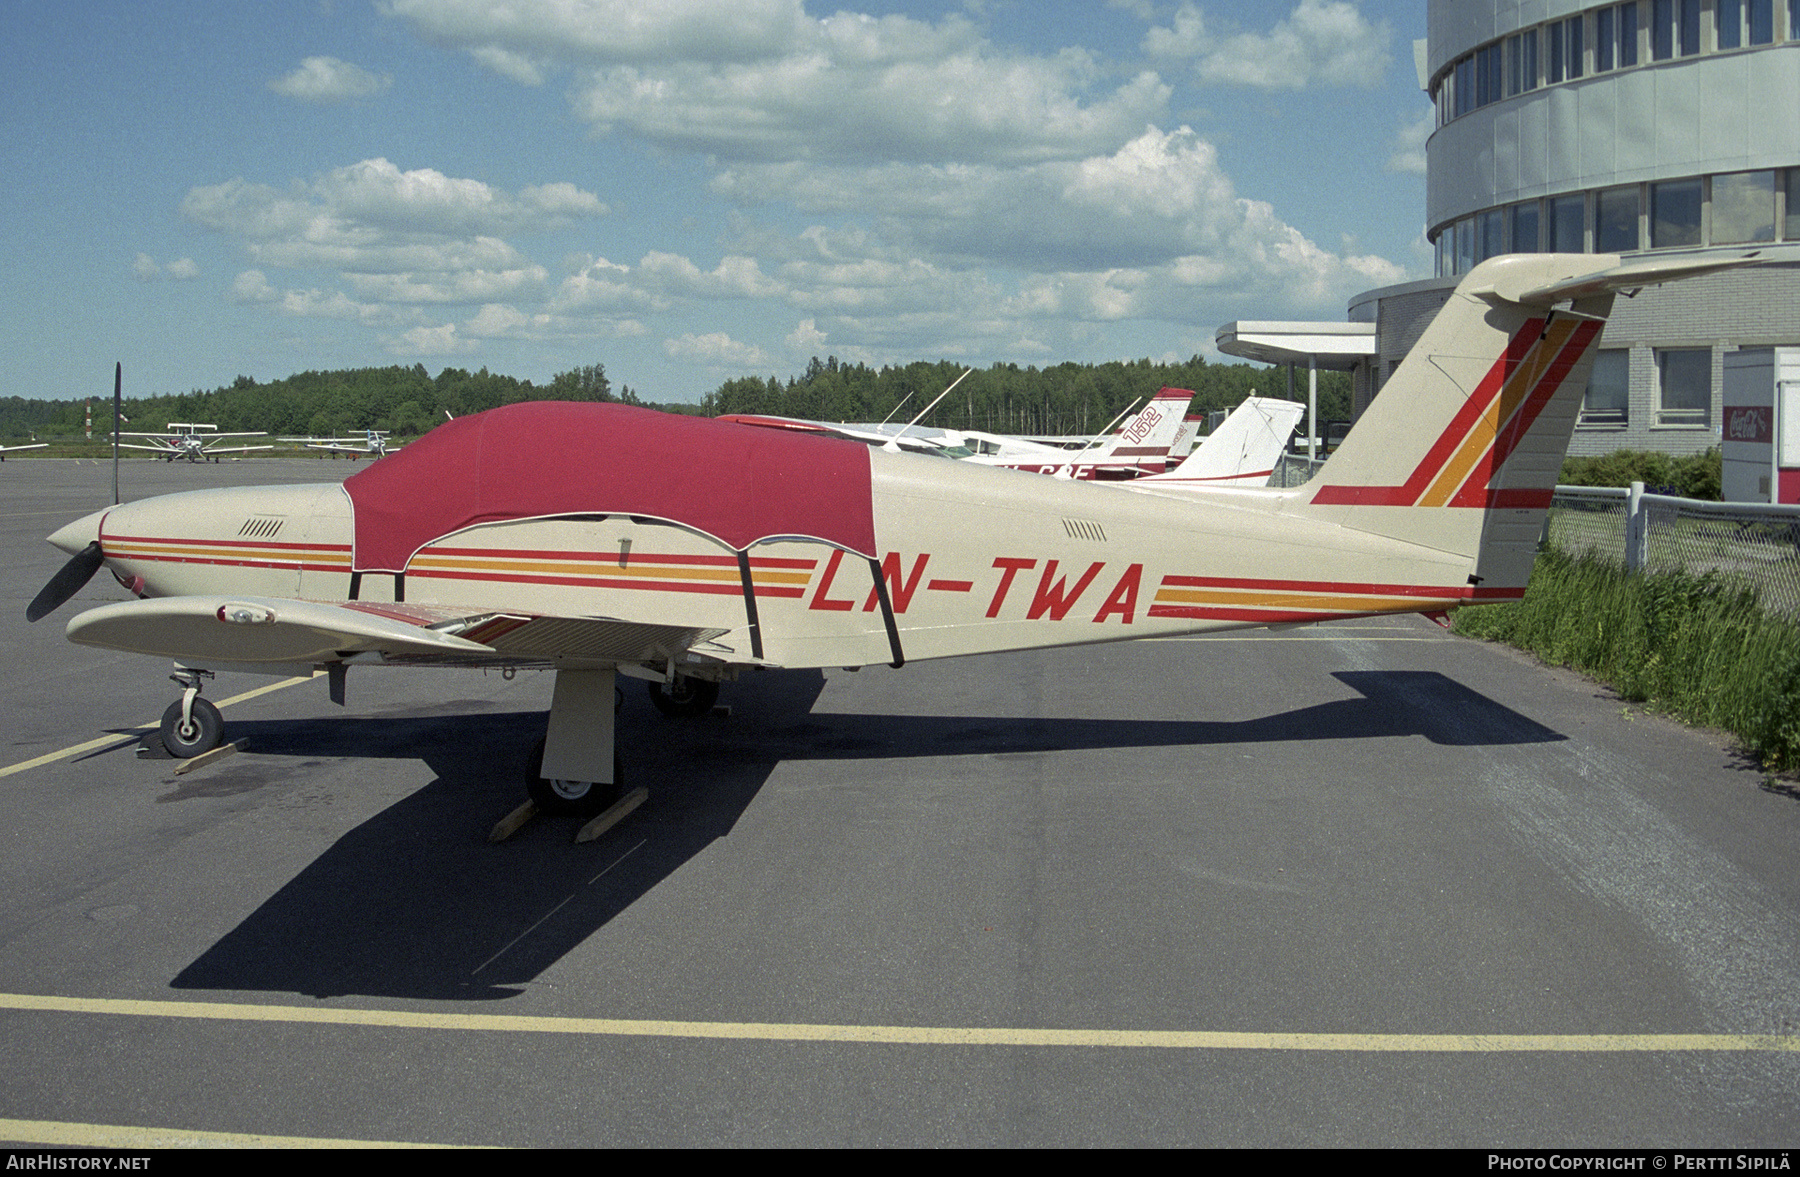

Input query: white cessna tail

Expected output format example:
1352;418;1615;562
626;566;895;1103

28;252;1755;822
1130;396;1306;490
964;386;1195;479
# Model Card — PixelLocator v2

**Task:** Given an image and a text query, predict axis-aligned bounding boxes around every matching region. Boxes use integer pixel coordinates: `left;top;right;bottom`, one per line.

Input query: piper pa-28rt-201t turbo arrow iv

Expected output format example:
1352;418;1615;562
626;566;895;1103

27;253;1756;823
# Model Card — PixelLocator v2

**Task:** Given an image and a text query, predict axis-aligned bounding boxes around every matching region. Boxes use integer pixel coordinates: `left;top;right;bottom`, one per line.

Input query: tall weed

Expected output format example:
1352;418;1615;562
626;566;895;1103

1454;549;1800;769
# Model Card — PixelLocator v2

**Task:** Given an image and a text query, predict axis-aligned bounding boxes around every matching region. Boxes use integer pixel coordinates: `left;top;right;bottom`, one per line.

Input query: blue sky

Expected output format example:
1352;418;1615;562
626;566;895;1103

2;1;1432;406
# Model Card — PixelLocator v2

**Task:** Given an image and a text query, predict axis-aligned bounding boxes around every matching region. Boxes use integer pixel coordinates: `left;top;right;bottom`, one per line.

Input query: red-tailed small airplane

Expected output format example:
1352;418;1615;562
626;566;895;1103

26;253;1755;823
119;423;273;463
722;387;1196;480
1125;395;1305;491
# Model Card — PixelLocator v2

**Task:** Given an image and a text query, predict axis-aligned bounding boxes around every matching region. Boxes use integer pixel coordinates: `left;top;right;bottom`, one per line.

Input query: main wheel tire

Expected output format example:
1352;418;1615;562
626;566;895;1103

647;676;719;717
525;735;623;817
160;697;224;758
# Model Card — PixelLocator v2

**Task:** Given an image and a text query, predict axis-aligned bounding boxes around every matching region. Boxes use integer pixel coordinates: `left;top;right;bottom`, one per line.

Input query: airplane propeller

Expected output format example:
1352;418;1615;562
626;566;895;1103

26;541;105;623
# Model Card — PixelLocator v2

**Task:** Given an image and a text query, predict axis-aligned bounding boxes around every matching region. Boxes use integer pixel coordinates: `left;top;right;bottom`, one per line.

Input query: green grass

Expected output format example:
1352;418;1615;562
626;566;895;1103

1454;548;1800;770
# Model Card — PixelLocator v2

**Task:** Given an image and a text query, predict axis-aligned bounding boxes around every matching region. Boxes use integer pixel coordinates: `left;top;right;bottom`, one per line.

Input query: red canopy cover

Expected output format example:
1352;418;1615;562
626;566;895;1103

342;402;877;572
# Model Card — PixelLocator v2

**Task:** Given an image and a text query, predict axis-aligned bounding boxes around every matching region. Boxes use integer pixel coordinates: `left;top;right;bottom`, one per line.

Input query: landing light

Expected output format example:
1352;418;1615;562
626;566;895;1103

217;603;276;625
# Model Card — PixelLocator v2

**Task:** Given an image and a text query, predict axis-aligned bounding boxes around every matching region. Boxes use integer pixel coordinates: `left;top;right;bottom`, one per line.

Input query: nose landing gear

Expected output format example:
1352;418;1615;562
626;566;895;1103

159;669;223;758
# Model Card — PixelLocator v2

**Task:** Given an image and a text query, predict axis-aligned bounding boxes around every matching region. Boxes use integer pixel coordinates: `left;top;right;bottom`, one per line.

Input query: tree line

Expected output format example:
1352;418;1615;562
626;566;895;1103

1;355;1345;444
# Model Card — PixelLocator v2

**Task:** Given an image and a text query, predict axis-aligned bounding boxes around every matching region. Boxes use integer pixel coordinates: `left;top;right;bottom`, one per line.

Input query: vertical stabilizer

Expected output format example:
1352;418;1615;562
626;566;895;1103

1296;254;1622;595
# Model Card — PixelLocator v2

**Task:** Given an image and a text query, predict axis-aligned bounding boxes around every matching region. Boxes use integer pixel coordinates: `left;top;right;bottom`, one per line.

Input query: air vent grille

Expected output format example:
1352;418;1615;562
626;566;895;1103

1062;518;1107;542
239;516;285;538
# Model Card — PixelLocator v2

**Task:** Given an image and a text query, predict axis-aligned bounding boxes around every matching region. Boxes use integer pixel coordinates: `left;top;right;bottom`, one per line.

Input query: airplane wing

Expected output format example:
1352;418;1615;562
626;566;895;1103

64;595;731;668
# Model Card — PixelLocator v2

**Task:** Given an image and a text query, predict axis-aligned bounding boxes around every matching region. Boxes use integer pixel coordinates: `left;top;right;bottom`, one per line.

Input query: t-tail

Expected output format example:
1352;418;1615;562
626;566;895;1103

1291;251;1758;599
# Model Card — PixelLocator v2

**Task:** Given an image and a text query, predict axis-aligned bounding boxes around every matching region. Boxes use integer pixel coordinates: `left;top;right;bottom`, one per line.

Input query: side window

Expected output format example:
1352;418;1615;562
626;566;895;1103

1582;350;1630;426
1656;349;1712;427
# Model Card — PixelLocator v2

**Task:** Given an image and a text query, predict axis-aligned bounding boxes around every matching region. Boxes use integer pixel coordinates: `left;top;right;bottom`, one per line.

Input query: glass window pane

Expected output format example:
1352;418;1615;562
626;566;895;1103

1597;186;1642;251
1456;56;1475;116
1547;22;1565;82
1650;179;1701;247
1620;2;1639;64
1583;350;1630;425
1599;7;1616;69
1566;16;1584;78
1456;218;1475;273
1681;0;1701;53
1476;210;1503;261
1510;201;1541;252
1549;194;1586;251
1658;349;1711;426
1711;171;1776;243
1750;0;1774;41
1785;169;1800;239
1655;0;1675;57
1521;28;1538;88
1721;0;1744;47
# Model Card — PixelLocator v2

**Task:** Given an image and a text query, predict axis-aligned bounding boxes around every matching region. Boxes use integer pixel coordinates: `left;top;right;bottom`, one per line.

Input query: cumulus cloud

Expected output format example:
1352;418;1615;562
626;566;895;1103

1145;1;1391;89
1388;107;1432;175
132;253;199;281
664;331;772;368
183;159;606;322
387;0;1168;165
270;56;393;102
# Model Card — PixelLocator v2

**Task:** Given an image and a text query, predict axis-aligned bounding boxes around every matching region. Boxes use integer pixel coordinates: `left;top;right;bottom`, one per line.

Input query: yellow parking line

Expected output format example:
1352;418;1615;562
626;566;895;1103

0;673;317;780
1;991;1794;1054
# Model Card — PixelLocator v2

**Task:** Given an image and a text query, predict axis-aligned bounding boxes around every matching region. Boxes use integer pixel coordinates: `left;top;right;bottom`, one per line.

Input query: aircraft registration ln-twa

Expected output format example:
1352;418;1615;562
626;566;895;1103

25;253;1756;824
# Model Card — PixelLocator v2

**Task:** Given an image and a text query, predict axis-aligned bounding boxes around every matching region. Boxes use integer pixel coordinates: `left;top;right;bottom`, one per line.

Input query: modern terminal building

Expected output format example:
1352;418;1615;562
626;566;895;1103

1226;0;1800;466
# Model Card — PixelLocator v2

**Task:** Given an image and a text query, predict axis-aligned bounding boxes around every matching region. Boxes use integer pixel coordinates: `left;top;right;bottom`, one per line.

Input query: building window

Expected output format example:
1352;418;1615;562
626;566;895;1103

1651;179;1702;247
1654;0;1675;57
1720;0;1776;45
1564;15;1585;78
1549;194;1587;251
1786;169;1800;239
1507;31;1538;94
1455;55;1475;117
1596;185;1641;251
1711;171;1776;243
1617;2;1640;65
1657;349;1711;427
1582;350;1630;426
1509;201;1541;252
1476;209;1503;263
1456;218;1475;274
1476;42;1504;105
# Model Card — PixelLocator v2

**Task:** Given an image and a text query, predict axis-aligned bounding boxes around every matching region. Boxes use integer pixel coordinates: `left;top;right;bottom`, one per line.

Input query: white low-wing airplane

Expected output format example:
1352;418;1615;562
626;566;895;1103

26;254;1754;821
282;429;398;459
119;423;273;463
960;386;1194;479
1125;396;1307;491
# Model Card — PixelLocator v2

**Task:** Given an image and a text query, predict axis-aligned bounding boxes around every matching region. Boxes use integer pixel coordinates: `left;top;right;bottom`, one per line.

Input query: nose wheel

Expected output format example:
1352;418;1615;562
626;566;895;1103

159;669;224;758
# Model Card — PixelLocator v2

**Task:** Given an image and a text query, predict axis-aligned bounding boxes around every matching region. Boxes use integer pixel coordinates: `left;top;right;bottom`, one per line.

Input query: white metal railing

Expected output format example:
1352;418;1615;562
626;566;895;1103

1547;482;1800;614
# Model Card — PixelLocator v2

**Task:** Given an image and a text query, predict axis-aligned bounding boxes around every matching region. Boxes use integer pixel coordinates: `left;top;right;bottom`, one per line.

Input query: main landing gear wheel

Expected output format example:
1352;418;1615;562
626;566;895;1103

525;735;623;817
159;697;223;758
647;676;719;717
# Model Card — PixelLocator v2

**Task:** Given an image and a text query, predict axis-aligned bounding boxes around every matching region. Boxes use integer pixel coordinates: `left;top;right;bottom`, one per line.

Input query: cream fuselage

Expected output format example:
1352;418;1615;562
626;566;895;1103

76;450;1477;674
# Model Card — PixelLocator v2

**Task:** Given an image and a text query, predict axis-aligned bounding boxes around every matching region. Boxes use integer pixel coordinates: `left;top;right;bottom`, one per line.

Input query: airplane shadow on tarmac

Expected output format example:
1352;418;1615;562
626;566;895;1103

170;668;1562;1001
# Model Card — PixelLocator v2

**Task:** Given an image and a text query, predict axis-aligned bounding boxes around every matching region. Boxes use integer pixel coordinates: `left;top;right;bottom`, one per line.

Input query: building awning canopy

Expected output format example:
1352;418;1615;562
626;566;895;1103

1215;321;1377;369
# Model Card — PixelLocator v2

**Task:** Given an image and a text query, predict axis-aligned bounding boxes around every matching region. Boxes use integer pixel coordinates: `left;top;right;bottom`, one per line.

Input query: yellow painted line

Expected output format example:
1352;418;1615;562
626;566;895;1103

1148;635;1452;642
0;992;1793;1054
0;1116;475;1149
0;674;317;780
1152;589;1443;613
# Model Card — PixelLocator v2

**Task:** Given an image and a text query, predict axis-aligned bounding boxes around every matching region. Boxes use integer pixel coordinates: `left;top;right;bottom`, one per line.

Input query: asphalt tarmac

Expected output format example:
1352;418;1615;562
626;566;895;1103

2;458;1797;1147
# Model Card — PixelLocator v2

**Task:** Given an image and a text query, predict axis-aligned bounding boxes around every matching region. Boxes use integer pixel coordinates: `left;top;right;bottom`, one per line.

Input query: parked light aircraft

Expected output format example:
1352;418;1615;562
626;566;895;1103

283;430;398;459
723;387;1196;480
118;423;272;463
0;443;48;460
1125;396;1306;491
26;253;1754;822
